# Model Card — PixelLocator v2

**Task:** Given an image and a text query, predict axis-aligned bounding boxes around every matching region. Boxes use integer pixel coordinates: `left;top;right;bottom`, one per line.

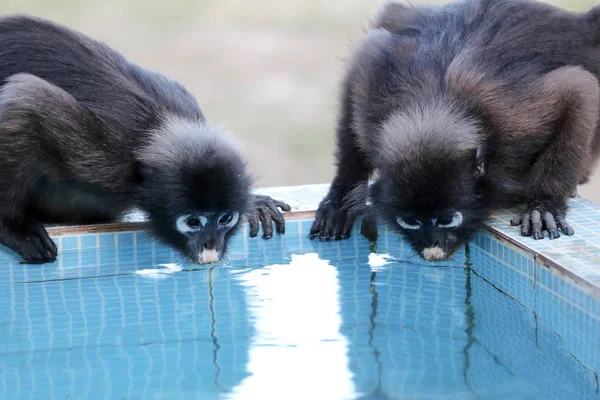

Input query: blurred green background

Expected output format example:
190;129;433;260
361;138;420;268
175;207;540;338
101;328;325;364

1;0;599;204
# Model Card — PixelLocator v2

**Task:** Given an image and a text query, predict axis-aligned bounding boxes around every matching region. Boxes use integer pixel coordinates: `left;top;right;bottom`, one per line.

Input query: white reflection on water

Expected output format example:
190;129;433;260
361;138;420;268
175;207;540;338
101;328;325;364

135;263;183;280
367;253;394;271
224;253;359;400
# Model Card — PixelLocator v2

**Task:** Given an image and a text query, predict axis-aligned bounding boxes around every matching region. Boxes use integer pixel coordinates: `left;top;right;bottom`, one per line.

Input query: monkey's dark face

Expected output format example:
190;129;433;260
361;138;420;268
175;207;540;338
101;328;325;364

391;210;474;261
145;198;247;265
173;211;241;264
142;166;251;264
144;189;250;265
371;147;489;262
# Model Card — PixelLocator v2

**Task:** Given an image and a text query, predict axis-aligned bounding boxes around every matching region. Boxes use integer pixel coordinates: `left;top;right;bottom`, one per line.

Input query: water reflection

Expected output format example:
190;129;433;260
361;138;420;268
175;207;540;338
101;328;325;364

1;221;598;399
225;253;358;399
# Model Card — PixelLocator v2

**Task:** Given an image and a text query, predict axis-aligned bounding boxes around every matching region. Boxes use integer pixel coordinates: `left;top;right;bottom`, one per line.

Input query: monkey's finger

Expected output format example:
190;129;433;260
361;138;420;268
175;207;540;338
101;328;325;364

258;208;274;239
309;214;325;239
556;216;575;236
262;200;286;235
247;213;260;237
520;213;532;236
321;214;340;242
510;214;523;226
339;215;356;240
310;205;331;238
543;212;560;240
36;228;58;258
332;212;351;241
273;212;286;235
530;210;544;240
273;200;292;212
20;257;49;265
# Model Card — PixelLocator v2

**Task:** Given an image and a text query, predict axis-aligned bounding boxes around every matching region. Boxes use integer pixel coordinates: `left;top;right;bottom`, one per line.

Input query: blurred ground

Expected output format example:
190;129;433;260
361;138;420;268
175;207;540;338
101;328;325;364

0;0;598;204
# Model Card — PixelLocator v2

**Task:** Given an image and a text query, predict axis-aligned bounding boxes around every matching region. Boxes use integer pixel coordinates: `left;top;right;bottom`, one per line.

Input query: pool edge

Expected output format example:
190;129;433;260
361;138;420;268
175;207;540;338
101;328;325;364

42;184;600;299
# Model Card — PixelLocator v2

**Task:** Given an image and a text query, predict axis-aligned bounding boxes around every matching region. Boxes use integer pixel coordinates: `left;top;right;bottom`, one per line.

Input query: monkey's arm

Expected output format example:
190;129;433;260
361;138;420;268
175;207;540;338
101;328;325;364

510;66;599;239
0;73;113;263
246;194;292;239
309;83;374;241
311;28;401;242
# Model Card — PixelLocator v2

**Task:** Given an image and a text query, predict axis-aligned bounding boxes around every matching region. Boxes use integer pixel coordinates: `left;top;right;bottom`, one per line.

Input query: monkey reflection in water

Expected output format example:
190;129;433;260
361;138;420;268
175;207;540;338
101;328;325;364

0;16;291;265
311;0;600;261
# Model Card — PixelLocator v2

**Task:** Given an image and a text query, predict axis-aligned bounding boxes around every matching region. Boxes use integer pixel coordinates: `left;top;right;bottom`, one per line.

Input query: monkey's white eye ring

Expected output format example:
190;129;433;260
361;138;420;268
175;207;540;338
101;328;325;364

176;214;208;233
396;216;421;230
437;212;463;229
218;211;239;229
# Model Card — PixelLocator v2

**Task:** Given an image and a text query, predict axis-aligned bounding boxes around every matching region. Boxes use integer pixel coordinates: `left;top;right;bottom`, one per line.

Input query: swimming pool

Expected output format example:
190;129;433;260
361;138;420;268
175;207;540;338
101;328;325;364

1;213;599;399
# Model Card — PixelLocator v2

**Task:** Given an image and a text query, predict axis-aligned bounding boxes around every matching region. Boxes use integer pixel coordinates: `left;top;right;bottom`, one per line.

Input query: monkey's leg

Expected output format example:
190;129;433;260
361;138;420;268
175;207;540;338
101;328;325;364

510;66;599;240
309;88;373;241
0;73;109;263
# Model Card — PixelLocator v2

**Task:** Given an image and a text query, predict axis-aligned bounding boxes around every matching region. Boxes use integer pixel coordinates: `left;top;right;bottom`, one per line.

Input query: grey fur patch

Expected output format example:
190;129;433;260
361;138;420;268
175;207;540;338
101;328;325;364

377;100;482;165
138;114;243;168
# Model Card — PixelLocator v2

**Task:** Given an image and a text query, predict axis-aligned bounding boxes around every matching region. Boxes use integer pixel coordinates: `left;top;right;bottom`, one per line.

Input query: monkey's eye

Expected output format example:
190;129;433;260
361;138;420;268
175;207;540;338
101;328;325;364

176;215;208;234
217;212;239;228
396;216;421;230
437;212;463;229
437;215;453;226
187;217;202;228
219;214;233;225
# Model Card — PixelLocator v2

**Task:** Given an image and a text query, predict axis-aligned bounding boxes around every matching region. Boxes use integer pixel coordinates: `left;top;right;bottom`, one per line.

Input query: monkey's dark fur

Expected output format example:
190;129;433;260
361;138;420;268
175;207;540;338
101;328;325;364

0;15;291;264
310;0;600;261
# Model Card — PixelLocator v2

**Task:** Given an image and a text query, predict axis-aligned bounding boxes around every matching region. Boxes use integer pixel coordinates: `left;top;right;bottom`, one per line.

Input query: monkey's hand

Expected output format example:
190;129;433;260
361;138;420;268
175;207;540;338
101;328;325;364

309;198;357;241
0;217;58;264
246;195;292;239
510;203;574;240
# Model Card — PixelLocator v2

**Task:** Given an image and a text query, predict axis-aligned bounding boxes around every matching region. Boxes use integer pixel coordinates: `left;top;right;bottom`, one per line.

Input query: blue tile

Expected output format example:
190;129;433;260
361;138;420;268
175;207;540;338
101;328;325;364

80;235;98;250
60;236;78;251
536;265;600;319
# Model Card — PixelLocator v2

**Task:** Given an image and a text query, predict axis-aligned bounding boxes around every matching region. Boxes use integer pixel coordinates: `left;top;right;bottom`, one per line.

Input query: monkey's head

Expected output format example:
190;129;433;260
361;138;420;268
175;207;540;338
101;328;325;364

136;117;253;264
370;106;489;261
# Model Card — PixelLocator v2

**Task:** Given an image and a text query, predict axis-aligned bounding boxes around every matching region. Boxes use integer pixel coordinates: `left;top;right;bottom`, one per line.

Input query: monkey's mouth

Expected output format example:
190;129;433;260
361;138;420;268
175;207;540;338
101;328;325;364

189;248;221;265
199;249;220;264
420;245;459;262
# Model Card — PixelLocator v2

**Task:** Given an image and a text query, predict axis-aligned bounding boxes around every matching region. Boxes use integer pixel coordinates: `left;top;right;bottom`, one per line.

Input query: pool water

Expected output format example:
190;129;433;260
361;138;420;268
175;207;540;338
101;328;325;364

1;220;598;399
